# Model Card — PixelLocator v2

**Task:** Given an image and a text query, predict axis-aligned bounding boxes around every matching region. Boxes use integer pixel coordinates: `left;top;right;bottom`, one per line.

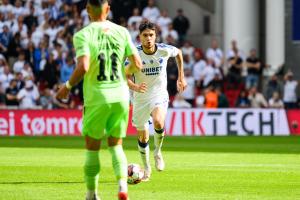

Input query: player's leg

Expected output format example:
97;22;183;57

85;136;101;200
151;102;168;171
107;137;128;200
137;128;151;181
132;102;152;181
107;101;130;200
82;105;109;200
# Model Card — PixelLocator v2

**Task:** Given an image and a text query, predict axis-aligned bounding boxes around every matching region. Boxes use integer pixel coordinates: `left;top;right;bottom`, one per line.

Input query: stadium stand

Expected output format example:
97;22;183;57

0;0;298;109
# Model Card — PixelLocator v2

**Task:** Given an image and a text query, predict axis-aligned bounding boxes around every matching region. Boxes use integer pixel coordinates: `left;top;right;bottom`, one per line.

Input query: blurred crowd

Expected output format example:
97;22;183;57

0;0;299;109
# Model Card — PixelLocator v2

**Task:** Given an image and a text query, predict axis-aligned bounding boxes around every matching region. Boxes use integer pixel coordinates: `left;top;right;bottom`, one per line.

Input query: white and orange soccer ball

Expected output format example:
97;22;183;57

127;163;144;184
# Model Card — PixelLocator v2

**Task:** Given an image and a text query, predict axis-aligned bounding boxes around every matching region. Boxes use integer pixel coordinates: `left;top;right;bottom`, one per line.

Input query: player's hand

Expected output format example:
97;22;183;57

177;78;187;93
135;82;147;93
56;84;71;100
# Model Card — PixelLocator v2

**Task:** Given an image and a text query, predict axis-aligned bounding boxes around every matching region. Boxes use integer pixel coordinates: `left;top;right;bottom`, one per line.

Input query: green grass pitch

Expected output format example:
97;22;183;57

0;136;300;200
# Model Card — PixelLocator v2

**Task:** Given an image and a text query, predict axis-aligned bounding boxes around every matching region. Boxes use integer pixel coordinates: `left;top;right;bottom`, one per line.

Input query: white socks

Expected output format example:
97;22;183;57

138;141;150;169
154;128;165;155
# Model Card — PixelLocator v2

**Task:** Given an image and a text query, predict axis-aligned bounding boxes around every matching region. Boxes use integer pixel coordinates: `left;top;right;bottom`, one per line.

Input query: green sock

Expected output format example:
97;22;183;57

109;145;128;181
84;150;100;191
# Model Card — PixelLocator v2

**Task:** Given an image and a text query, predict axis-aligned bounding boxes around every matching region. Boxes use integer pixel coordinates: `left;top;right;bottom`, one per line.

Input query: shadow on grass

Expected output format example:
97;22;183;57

0;136;299;154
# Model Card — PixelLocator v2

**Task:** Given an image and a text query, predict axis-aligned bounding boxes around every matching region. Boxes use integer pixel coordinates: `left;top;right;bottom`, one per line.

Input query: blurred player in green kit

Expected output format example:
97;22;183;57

56;0;142;199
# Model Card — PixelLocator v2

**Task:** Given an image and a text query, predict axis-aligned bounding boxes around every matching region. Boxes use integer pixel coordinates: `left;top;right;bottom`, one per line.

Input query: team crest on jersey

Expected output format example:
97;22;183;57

159;58;163;64
150;60;154;64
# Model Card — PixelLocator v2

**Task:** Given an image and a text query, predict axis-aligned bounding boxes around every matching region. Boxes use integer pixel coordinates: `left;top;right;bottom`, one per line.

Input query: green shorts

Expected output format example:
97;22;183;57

82;101;129;140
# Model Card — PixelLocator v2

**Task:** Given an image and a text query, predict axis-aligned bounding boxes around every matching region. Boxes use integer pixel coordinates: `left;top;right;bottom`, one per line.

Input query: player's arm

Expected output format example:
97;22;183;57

125;57;147;93
175;49;187;93
69;56;89;86
126;74;147;93
125;54;143;74
56;55;89;99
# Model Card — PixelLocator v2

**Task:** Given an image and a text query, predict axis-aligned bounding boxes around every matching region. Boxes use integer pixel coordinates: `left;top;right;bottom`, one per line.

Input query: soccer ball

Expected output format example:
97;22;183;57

127;163;144;184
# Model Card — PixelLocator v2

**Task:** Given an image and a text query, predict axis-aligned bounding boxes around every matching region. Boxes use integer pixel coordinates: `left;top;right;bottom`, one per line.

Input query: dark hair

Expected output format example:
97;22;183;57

139;20;156;33
88;0;107;6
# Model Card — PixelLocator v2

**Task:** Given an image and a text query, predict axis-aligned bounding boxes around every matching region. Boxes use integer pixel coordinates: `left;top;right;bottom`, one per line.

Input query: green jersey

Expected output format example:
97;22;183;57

73;21;137;106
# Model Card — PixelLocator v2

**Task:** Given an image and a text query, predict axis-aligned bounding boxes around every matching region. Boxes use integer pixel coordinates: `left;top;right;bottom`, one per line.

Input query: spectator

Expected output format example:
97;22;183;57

13;0;29;19
164;33;177;46
40;51;60;89
183;54;194;70
181;41;195;62
39;88;54;109
216;87;229;108
4;11;15;30
11;16;28;43
31;25;44;48
192;50;206;88
13;51;26;73
7;32;22;66
45;18;61;45
60;55;74;83
0;0;14;19
34;1;48;26
204;86;218;108
172;93;192;108
24;3;38;32
0;65;14;91
265;74;282;100
173;9;190;44
128;21;139;45
21;62;34;80
0;54;7;74
226;40;245;60
32;41;49;77
142;0;160;23
110;0;134;22
245;49;261;89
48;0;60;20
127;8;143;30
227;49;243;86
206;38;224;68
269;91;284;108
195;91;205;108
235;90;251;108
181;68;195;106
0;25;12;52
5;79;19;107
0;82;5;107
199;58;222;88
283;71;298;109
24;41;35;66
248;86;268;108
162;23;178;44
15;72;25;90
0;13;5;32
156;9;172;33
17;79;39;109
80;8;90;26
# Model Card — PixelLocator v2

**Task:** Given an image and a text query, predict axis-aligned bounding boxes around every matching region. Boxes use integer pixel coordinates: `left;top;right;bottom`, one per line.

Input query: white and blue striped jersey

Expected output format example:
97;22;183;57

131;43;179;102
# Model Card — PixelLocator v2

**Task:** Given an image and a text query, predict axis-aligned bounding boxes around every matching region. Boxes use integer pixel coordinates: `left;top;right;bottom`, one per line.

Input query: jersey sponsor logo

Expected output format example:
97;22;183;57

141;66;162;76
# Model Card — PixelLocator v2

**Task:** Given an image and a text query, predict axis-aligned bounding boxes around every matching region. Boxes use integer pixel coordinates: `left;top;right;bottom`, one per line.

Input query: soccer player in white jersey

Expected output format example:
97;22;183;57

126;20;187;181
